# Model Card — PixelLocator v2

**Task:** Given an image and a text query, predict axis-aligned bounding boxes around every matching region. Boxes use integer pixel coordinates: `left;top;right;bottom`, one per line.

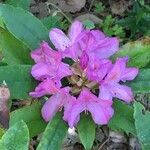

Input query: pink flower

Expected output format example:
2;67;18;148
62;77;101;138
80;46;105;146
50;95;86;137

99;57;139;103
30;21;139;128
63;88;114;128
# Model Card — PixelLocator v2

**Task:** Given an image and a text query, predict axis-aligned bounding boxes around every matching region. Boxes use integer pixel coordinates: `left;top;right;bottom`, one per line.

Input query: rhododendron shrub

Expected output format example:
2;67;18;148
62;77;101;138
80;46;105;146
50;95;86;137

0;4;149;150
30;21;138;128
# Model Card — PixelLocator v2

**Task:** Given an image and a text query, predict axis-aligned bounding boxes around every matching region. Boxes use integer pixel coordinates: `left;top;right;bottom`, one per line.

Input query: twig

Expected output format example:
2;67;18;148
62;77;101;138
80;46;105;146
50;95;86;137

46;2;72;24
88;0;95;12
98;138;109;150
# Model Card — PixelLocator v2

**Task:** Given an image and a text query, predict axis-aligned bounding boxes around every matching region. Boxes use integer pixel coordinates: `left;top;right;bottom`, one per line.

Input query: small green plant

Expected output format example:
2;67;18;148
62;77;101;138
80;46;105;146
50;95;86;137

94;2;105;13
99;15;125;38
59;18;70;31
83;20;95;29
117;1;150;38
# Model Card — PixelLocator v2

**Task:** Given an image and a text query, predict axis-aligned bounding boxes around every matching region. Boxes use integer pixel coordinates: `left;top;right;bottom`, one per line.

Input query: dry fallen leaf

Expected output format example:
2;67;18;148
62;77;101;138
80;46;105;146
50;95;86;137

0;85;10;128
75;13;102;24
47;0;86;13
109;0;132;16
30;2;49;18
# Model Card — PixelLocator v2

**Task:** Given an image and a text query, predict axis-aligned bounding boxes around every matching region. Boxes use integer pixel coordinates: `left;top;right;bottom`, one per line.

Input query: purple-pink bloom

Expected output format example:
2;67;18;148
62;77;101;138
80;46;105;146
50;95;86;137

63;88;114;128
99;57;139;103
30;20;139;128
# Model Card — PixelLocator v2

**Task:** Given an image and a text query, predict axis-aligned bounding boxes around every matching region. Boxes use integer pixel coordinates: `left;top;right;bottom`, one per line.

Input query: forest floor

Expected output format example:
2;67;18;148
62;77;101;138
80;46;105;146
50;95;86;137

0;0;150;149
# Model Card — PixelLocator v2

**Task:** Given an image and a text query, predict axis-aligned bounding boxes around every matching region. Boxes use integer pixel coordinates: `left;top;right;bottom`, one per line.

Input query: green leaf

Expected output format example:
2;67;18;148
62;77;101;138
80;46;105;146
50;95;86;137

0;65;36;99
41;16;61;30
0;17;5;28
112;38;150;68
0;28;33;65
134;102;150;150
0;128;5;139
108;100;136;135
0;4;49;49
83;20;95;29
10;102;47;138
37;113;68;150
126;69;150;93
77;115;95;150
0;121;29;150
5;0;31;10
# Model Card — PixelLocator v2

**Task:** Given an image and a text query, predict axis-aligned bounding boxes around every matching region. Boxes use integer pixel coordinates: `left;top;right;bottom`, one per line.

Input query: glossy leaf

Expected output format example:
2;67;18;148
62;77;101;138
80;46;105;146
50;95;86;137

5;0;31;10
112;38;150;68
37;113;68;150
0;121;29;150
0;28;33;65
77;115;95;150
0;65;36;99
0;4;49;49
126;69;150;93
109;100;136;135
10;102;47;138
134;102;150;150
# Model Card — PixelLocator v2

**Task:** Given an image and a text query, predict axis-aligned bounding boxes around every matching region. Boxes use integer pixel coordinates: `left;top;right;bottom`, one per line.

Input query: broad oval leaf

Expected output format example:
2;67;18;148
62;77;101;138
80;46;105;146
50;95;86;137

134;102;150;150
0;65;37;99
5;0;31;10
77;115;95;150
10;102;47;138
108;100;136;135
37;113;68;150
0;4;49;49
112;38;150;68
0;121;29;150
0;28;33;65
126;69;150;93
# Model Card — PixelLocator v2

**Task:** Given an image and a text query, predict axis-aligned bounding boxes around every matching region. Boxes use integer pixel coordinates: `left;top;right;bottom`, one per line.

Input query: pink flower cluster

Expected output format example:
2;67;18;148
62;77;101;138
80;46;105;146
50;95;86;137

30;21;138;128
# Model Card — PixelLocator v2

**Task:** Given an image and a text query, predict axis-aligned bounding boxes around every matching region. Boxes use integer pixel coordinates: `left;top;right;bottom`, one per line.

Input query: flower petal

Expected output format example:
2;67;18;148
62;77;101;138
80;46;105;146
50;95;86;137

57;63;72;79
110;83;134;103
121;68;139;82
91;30;105;41
87;100;114;125
31;41;53;63
68;21;83;43
41;87;71;122
49;28;71;50
41;93;63;122
63;99;84;128
104;58;125;83
91;37;119;58
29;78;60;97
79;51;89;70
99;85;113;100
31;63;52;80
86;57;112;82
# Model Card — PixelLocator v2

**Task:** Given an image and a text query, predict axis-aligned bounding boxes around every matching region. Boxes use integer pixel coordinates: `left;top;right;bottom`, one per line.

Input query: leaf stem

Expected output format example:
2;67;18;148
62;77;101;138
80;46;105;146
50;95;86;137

46;2;72;24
